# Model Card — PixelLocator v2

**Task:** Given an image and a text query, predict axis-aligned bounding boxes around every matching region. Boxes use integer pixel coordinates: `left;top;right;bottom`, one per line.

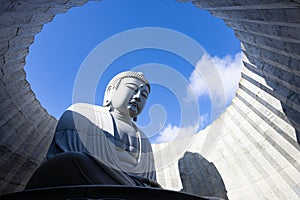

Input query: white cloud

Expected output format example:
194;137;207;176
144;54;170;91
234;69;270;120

153;53;243;143
154;124;195;143
212;52;243;102
187;52;243;116
154;114;208;143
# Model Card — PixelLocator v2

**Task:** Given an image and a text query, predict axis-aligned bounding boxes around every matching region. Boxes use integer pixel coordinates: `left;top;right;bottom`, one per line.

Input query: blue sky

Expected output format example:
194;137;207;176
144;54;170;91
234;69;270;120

25;0;242;143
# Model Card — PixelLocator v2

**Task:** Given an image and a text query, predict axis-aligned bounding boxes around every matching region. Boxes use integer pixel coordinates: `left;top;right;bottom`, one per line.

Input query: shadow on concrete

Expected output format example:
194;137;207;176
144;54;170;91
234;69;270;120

243;52;300;145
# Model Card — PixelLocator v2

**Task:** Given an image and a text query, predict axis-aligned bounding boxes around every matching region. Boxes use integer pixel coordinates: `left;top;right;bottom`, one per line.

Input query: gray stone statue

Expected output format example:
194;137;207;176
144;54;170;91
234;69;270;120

26;71;160;189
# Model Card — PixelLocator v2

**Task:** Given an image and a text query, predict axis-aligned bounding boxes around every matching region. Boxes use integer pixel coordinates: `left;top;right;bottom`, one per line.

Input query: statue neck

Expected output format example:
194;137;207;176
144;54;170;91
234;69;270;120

110;109;133;125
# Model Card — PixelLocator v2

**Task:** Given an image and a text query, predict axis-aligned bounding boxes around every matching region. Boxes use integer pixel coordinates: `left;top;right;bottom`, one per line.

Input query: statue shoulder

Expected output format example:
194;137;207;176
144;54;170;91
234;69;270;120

56;103;113;134
136;126;146;138
67;103;108;113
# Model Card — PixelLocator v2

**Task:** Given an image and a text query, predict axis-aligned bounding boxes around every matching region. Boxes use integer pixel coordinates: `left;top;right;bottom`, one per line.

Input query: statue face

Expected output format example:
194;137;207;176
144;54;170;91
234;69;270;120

110;78;149;118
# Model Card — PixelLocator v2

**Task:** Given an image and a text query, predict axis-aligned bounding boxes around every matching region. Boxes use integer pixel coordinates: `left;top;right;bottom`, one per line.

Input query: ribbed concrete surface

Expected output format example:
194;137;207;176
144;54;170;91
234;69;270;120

0;0;90;194
153;1;300;199
0;0;299;199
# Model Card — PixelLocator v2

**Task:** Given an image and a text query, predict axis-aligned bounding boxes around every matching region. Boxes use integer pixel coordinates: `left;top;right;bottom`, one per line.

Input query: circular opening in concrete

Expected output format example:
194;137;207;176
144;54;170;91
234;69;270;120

24;0;242;144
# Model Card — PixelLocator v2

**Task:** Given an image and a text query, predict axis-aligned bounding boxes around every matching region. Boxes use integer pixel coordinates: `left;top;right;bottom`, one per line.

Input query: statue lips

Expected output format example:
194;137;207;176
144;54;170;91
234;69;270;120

128;101;139;114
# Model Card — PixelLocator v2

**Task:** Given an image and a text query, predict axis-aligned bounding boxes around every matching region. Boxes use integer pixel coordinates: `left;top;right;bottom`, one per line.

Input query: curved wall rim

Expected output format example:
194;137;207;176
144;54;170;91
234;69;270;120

0;0;299;199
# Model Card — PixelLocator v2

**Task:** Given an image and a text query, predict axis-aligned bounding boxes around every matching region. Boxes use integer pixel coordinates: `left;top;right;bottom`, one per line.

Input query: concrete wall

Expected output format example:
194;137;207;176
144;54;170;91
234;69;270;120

0;0;299;199
153;1;300;199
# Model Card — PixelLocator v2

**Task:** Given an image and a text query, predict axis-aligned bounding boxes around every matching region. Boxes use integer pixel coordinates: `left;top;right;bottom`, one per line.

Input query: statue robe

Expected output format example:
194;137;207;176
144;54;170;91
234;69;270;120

45;103;158;187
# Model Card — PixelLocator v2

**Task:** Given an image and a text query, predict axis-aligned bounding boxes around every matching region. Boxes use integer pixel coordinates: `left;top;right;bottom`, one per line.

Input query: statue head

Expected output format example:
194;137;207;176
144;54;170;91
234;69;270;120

103;71;150;121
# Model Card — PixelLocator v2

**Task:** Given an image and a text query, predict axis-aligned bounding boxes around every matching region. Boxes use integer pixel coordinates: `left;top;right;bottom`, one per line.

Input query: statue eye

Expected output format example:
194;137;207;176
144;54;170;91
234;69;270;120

142;91;148;98
127;85;137;91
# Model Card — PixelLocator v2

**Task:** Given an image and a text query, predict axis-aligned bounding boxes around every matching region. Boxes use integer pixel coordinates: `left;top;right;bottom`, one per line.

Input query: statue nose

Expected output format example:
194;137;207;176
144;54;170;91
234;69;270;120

133;91;141;102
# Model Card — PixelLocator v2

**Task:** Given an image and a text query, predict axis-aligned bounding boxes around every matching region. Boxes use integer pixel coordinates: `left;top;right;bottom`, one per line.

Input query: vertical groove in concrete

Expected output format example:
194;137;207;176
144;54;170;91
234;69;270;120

0;0;299;198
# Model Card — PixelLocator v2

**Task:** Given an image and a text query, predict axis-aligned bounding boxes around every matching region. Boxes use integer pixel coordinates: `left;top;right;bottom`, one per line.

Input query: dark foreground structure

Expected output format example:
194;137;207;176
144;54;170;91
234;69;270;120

0;185;209;200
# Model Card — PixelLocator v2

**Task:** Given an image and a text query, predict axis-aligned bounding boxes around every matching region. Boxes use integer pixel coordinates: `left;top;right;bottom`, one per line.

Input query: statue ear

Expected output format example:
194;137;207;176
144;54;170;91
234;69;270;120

104;85;113;106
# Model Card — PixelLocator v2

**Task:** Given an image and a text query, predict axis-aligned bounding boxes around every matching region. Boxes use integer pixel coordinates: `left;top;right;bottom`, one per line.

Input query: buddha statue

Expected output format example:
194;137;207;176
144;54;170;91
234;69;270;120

26;71;161;189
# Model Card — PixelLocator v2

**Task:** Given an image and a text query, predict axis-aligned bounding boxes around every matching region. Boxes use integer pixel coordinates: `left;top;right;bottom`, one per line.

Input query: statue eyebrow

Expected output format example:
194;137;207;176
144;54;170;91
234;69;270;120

125;83;138;87
126;83;149;94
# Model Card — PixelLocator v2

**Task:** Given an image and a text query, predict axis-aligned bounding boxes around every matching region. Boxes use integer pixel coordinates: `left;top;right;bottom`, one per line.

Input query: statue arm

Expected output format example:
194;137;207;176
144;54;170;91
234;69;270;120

46;110;90;159
137;128;158;182
47;103;113;159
